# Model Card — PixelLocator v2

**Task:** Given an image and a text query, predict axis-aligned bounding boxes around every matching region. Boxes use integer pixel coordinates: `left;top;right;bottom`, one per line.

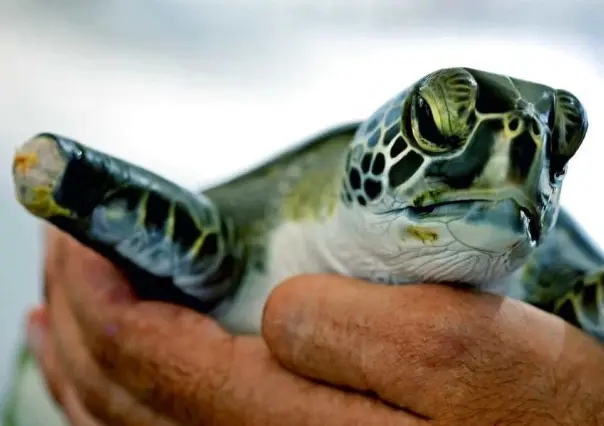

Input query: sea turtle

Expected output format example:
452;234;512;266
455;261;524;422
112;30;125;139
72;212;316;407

3;67;603;425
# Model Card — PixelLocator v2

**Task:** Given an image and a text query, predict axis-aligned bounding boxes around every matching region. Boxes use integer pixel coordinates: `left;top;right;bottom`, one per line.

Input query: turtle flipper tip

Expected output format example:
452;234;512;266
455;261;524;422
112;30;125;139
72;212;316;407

12;134;70;218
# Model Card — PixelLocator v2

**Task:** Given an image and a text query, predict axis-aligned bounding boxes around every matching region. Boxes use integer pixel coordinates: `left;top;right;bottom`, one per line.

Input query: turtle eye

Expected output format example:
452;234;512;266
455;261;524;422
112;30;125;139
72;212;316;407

415;95;441;143
548;89;588;183
411;93;461;153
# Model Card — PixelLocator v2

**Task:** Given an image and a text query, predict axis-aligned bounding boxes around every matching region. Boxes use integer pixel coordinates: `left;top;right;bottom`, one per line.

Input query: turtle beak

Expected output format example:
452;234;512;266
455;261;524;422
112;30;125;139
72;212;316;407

517;205;541;245
503;114;549;245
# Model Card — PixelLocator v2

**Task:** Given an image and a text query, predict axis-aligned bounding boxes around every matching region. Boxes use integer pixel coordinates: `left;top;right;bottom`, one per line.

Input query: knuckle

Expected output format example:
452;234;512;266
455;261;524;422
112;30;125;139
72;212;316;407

88;331;121;374
136;357;198;423
386;287;500;369
181;338;238;424
375;302;478;373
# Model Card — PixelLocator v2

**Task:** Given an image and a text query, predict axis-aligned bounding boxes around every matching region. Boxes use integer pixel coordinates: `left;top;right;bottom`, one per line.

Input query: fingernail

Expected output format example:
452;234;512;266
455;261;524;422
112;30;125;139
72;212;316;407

26;306;46;353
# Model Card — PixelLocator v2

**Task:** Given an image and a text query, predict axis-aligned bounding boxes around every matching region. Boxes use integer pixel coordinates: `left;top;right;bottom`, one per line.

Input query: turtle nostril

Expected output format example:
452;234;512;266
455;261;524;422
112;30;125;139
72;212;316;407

530;118;541;136
508;117;520;132
509;131;537;183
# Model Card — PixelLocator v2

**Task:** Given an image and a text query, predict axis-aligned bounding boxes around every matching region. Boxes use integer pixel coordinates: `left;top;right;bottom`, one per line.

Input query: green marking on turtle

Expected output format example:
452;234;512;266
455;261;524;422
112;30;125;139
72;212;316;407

6;66;604;424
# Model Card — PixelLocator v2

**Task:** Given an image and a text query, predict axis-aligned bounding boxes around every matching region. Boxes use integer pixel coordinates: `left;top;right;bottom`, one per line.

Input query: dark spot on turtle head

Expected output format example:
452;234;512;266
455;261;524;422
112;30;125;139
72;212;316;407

388;150;424;188
357;195;367;206
472;72;517;114
509;131;537;182
425;119;501;189
383;124;399;148
361;153;372;173
508;117;520;132
389;136;408;158
372;153;386;175
349;168;361;190
530;117;541;136
363;179;383;201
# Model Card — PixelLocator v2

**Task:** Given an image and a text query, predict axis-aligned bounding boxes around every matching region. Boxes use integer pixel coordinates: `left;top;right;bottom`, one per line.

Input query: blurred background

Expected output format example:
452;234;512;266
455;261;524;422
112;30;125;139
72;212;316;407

1;0;603;401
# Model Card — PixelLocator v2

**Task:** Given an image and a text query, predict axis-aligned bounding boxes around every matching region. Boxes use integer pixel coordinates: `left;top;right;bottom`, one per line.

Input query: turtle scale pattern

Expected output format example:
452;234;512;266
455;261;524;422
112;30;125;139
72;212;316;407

3;66;604;424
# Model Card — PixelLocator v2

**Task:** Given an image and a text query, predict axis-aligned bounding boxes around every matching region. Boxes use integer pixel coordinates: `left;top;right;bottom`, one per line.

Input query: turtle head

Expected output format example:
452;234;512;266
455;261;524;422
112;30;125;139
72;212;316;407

340;67;588;283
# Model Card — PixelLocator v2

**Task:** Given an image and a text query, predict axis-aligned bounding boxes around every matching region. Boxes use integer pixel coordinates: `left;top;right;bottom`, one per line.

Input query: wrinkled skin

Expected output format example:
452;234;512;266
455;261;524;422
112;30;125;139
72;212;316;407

29;227;604;426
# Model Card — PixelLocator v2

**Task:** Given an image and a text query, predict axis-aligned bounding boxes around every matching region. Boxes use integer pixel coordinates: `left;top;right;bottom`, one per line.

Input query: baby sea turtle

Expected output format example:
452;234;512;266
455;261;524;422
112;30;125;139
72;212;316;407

4;67;603;424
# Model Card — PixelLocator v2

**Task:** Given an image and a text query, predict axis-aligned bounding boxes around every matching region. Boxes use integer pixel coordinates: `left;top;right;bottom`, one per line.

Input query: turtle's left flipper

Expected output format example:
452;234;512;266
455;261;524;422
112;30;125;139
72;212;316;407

554;270;604;343
12;133;246;314
513;209;604;344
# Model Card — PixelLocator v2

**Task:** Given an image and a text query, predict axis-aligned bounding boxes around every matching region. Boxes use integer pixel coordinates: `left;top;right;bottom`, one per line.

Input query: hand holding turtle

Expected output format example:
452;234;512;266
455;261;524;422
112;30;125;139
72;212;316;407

30;228;604;426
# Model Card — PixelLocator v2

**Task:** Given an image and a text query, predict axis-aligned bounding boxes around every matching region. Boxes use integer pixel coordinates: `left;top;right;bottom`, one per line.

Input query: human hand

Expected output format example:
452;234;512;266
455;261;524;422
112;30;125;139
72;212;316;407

30;228;604;425
263;276;604;425
29;228;414;426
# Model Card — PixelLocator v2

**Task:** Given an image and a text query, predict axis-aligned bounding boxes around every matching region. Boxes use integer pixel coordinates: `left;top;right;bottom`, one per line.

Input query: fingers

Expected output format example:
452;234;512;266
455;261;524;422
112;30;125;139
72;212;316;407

39;228;178;426
262;274;601;419
46;260;177;426
27;306;102;426
26;306;63;407
92;312;417;426
54;235;424;425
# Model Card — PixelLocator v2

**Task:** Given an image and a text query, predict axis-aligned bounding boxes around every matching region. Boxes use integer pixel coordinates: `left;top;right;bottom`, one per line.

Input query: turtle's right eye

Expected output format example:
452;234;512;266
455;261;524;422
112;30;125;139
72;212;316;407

411;92;461;153
415;95;441;143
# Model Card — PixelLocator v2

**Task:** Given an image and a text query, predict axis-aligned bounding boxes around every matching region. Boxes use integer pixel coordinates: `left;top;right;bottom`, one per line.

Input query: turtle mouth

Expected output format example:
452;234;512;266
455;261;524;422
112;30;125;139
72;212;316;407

381;199;492;218
410;188;539;218
383;189;543;245
407;199;486;215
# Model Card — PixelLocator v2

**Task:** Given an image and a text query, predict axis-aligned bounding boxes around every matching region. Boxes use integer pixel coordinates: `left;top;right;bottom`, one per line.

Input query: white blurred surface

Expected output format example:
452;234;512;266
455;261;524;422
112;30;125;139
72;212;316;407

1;1;603;399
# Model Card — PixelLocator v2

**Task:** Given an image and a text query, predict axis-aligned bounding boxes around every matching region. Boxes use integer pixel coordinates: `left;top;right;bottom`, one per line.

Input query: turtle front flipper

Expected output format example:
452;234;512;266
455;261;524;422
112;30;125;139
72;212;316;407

12;133;246;314
512;209;604;344
553;271;604;342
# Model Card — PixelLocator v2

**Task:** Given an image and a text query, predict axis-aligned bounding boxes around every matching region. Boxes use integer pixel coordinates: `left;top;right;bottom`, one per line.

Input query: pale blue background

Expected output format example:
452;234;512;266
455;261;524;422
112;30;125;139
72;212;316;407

1;0;604;402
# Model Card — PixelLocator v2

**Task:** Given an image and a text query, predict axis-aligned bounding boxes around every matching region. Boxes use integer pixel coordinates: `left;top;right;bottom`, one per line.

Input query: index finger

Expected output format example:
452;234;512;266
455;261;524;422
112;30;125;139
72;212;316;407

262;274;604;420
56;234;422;426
